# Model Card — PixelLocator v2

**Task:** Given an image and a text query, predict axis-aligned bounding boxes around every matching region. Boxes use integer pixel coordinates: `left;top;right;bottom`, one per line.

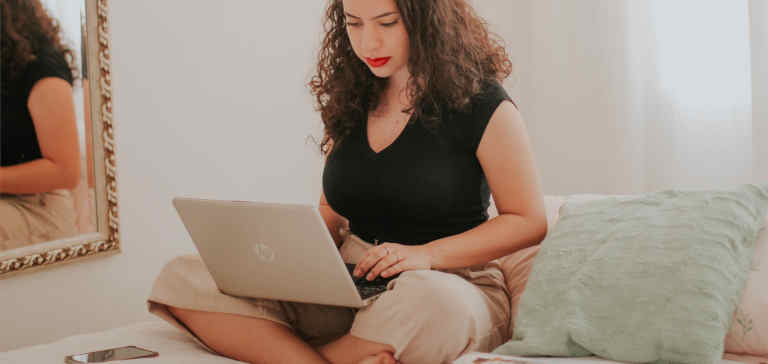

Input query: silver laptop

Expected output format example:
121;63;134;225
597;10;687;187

172;197;395;308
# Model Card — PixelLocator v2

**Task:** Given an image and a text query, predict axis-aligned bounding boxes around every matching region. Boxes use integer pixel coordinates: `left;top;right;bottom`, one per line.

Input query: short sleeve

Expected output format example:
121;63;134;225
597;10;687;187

22;47;74;97
457;79;516;152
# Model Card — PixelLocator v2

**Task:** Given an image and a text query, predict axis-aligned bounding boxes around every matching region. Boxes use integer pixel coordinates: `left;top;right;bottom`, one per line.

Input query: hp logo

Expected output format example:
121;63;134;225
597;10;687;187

251;243;275;262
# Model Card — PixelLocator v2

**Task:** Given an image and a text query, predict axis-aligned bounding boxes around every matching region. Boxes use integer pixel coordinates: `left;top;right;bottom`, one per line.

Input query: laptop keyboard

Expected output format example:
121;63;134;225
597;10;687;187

345;263;399;299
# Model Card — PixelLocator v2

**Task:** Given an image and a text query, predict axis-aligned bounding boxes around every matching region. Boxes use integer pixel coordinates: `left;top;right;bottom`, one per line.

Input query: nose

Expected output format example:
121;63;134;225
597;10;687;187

359;24;383;55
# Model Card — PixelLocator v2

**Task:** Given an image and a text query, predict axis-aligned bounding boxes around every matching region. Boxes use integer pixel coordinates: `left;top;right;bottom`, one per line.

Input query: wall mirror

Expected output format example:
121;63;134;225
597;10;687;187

0;0;119;279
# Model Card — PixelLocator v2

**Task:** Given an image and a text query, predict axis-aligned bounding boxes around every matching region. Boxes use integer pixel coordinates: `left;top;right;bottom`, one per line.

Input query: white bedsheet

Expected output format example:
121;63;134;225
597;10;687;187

454;352;767;364
1;319;765;364
0;320;241;364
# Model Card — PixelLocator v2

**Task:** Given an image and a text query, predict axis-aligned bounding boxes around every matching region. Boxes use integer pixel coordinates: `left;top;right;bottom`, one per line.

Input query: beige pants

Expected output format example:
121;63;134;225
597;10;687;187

0;190;78;252
148;233;511;364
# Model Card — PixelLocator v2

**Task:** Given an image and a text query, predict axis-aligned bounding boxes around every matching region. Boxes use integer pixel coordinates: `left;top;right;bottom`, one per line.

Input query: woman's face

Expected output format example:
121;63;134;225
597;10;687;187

342;0;410;82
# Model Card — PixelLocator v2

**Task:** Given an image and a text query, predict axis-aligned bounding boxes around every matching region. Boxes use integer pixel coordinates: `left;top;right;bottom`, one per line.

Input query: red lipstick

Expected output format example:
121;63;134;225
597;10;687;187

365;57;391;67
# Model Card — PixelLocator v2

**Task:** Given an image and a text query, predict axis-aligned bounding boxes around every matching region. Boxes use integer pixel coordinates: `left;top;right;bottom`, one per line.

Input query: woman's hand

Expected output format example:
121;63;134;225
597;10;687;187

353;243;433;280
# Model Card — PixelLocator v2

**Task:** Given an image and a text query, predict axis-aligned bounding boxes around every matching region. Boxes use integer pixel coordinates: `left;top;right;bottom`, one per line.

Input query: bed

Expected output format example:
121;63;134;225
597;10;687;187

5;191;766;364
1;318;766;364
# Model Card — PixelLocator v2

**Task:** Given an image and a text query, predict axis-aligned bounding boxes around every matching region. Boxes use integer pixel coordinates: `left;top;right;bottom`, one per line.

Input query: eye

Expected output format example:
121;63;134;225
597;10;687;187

381;20;398;27
345;21;361;28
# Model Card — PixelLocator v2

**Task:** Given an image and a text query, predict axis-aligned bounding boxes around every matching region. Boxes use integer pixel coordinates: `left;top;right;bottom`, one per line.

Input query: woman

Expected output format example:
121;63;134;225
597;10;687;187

0;0;82;251
148;0;546;363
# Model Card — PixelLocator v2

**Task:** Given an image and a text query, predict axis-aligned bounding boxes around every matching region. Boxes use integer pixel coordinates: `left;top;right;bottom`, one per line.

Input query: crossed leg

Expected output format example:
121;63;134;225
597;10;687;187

168;306;399;364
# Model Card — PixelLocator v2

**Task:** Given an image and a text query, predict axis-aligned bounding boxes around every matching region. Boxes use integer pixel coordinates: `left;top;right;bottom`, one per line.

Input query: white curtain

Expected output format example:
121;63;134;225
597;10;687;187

752;0;768;185
478;0;768;194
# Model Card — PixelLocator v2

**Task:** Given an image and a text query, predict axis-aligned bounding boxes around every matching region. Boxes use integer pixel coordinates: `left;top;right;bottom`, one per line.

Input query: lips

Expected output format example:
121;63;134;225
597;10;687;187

365;57;391;67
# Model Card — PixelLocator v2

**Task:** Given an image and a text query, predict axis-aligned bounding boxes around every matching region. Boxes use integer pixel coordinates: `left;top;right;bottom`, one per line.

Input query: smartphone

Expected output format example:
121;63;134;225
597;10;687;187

65;345;158;363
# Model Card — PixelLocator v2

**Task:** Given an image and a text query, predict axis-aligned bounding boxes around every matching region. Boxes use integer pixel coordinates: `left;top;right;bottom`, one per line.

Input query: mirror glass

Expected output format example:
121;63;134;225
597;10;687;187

1;0;95;253
0;0;118;278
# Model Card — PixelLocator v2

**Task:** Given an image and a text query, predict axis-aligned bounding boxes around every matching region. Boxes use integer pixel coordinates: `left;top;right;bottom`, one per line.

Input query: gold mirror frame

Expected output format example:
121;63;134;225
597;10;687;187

0;0;119;279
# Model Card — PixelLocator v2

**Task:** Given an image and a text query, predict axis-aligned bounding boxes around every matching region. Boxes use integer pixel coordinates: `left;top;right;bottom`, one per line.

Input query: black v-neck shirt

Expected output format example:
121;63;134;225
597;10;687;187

323;80;514;245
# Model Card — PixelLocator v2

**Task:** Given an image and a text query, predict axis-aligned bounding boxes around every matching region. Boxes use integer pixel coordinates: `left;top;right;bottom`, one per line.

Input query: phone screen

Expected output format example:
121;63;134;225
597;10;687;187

66;346;157;363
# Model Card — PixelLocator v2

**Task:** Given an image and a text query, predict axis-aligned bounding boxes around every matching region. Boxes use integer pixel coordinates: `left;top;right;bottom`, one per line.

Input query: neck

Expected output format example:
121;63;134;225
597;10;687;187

381;66;411;111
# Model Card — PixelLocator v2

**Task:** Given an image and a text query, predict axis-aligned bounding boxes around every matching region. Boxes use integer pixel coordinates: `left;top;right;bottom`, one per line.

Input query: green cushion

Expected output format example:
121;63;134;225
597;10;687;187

493;184;768;364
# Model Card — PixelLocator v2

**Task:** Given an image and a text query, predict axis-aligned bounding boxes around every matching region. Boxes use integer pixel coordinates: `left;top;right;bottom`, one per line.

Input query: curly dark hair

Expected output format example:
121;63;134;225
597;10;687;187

1;0;78;93
308;0;513;155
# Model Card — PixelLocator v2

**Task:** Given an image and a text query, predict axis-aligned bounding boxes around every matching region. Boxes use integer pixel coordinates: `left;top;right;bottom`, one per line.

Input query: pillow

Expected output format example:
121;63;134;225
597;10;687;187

544;194;768;357
493;184;768;364
724;212;768;356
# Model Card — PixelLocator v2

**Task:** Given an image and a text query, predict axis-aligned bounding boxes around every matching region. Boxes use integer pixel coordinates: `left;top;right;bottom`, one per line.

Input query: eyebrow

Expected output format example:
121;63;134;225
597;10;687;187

344;11;398;20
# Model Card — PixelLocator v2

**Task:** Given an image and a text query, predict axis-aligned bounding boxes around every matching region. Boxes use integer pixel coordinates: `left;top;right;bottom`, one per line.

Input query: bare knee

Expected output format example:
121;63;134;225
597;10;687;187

166;306;220;349
168;305;291;338
166;306;323;363
168;306;208;333
167;305;194;322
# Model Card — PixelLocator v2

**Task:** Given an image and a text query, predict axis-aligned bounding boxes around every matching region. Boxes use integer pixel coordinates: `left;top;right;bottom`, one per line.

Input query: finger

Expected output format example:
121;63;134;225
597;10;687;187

367;252;401;280
354;249;378;277
354;247;388;277
363;244;399;279
380;261;405;278
382;352;397;364
353;255;373;277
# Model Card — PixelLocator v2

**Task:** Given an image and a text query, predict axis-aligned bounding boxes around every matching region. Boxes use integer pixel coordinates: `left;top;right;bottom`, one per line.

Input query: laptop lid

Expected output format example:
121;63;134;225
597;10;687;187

172;197;365;307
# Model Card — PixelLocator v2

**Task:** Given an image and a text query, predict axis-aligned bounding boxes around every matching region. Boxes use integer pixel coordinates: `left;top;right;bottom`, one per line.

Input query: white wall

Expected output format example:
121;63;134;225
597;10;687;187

2;0;763;352
0;0;326;351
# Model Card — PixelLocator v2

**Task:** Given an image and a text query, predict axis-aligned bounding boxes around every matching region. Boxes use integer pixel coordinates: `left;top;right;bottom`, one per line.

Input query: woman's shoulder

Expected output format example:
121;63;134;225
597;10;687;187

472;79;516;111
22;46;74;91
437;79;515;152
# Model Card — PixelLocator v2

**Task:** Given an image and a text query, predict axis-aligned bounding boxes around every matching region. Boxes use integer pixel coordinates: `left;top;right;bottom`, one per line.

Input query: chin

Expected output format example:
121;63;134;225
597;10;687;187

367;67;392;78
371;71;391;79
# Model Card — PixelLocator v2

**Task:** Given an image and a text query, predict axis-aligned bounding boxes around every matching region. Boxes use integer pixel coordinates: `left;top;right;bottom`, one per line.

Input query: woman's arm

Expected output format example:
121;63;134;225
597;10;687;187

0;77;81;194
319;191;349;248
318;140;350;247
83;78;95;188
425;100;547;270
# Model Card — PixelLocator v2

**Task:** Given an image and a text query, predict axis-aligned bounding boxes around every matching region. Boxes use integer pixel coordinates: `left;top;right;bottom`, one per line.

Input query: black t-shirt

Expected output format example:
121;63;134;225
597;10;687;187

322;80;515;245
1;47;74;166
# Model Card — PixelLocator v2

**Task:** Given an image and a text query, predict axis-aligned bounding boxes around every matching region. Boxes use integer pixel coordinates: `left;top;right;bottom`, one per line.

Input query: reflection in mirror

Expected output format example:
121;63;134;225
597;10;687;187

0;0;96;253
0;0;119;279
